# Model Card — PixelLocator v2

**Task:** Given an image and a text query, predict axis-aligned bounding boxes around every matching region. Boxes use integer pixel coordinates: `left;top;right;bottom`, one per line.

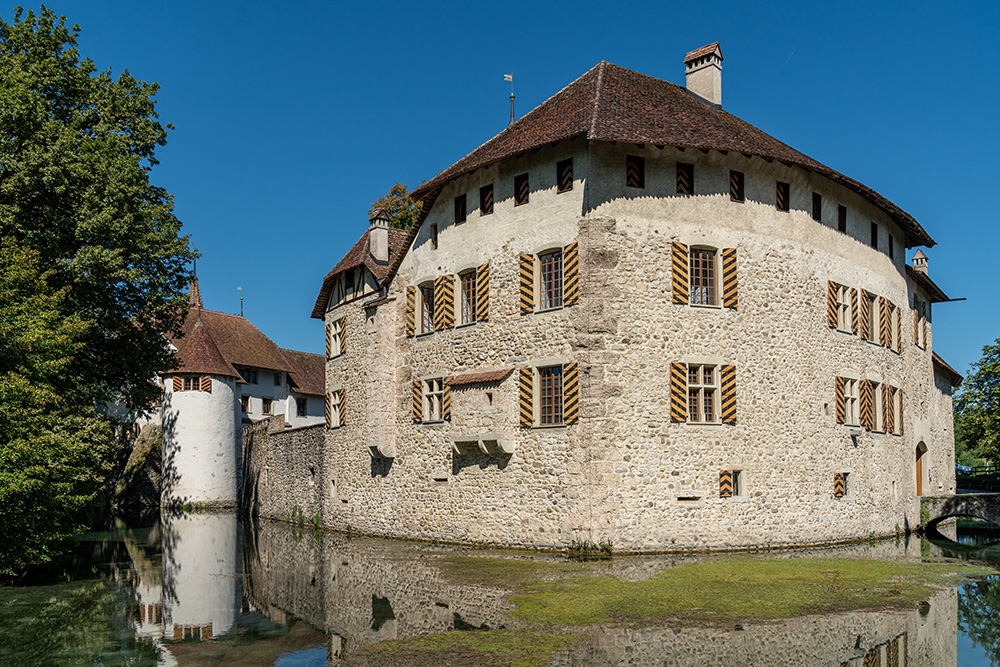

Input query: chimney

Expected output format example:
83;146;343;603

912;249;928;275
684;42;723;108
368;208;390;265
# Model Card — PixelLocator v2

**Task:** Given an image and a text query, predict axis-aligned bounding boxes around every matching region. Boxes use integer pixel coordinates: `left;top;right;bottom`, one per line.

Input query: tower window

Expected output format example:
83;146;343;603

626;155;645;188
776;182;790;212
454;194;467;224
729;171;744;202
557;158;573;193
676;163;694;194
812;192;822;221
870;222;878;249
480;184;494;215
514;173;529;206
838;205;847;233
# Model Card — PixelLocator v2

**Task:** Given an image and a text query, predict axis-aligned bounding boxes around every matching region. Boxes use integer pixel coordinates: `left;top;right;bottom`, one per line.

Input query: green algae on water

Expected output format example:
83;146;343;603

347;629;580;667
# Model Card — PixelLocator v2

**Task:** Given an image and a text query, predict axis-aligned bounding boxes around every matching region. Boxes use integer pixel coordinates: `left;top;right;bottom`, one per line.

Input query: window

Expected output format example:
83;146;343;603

538;366;564;426
262;397;273;415
274;372;282;386
419;284;435;334
241;395;250;413
914;295;928;349
690;249;717;306
812;192;822;221
626;155;644;188
454;194;467;224
430;223;438;250
459;270;477;325
888;234;894;260
887;302;899;351
423;378;444;422
870;222;878;249
181;376;198;391
863;292;878;343
296;397;307;417
729;170;744;202
676;162;693;194
720;469;743;498
776;181;789;212
872;380;884;432
892;386;903;435
538;250;564;311
557;158;573;193
834;472;850;499
240;369;258;384
844;378;859;426
328;318;344;358
834;283;850;332
838;205;847;233
687;365;718;424
514;173;529;206
480;184;494;215
329;390;342;428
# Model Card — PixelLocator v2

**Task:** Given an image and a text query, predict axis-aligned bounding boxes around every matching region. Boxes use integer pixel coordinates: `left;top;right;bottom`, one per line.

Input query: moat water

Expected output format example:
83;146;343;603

2;513;1000;666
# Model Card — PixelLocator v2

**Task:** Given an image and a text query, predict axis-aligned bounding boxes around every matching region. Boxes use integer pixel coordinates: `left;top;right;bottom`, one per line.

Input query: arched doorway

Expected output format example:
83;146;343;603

916;442;928;496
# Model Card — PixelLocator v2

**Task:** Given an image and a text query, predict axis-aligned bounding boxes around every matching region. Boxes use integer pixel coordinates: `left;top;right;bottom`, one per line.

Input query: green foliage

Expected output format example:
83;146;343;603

349;630;580;667
955;338;1000;464
958;571;1000;665
0;6;195;411
369;182;421;230
567;538;613;560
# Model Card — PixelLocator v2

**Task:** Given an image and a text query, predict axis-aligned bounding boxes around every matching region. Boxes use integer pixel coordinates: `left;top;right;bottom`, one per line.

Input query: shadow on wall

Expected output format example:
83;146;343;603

158;405;190;510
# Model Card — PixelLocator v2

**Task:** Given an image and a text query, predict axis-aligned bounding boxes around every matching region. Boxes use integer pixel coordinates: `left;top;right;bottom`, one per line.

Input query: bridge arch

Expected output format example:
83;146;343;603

922;494;1000;531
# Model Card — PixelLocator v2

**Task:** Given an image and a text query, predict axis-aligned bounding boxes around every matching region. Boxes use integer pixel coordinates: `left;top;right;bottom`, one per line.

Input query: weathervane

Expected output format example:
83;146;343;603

505;72;515;125
238;285;243;317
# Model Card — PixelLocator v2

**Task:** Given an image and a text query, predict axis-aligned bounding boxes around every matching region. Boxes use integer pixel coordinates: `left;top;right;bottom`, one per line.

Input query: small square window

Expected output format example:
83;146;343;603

776;182;790;212
812;192;822;222
296;398;307;417
430;223;438;250
834;472;850;498
676;163;694;194
557;158;573;193
729;170;744;202
626;155;645;188
838;205;847;233
514;173;529;206
262;397;272;415
480;184;494;215
454;194;467;224
720;470;743;498
870;222;878;249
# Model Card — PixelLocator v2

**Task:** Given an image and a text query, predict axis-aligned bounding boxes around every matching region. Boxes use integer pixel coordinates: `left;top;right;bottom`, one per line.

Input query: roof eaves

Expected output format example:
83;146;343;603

906;266;950;303
932;352;963;388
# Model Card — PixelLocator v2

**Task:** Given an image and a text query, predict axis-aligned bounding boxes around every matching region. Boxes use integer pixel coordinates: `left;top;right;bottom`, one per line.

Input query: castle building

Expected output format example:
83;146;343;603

303;44;959;551
160;279;325;507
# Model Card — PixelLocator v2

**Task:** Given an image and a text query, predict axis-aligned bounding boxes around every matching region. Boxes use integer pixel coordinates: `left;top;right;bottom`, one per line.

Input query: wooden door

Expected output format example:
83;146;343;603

915;447;924;496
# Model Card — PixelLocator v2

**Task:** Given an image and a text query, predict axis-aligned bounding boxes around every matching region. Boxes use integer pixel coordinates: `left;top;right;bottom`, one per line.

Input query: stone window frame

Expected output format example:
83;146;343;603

914;295;928;349
870;378;885;433
863;292;879;345
422;377;445;423
329;388;343;429
296;397;307;418
886;301;899;352
538;249;565;312
329;317;345;358
839;372;860;427
689;245;719;308
687;363;719;424
262;396;273;416
833;282;851;333
891;385;903;436
834;470;854;499
240;394;250;414
720;468;749;502
418;282;435;336
537;365;564;426
458;268;478;327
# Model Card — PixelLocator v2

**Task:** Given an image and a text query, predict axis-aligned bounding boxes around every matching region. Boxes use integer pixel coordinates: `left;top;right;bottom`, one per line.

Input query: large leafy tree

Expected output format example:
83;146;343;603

954;338;1000;464
369;182;421;230
0;6;195;410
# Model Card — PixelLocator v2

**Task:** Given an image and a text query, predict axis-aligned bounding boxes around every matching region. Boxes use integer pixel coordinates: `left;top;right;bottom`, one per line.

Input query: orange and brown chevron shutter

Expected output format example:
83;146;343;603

563;362;579;425
670;361;687;422
898;388;903;434
834;472;846;498
337;389;346;427
325;322;332;357
863;647;879;667
860;380;873;430
325;392;332;427
895;307;902;353
442;380;452;422
826;281;837;328
884;385;894;434
200;376;211;392
173;376;182;392
558;159;573;192
835;377;846;424
434;275;454;330
405;286;416;337
519;368;533;427
889;636;900;666
476;263;490;322
720;365;736;424
340;319;347;356
671;242;689;304
564;242;580;306
722;248;737;309
879;297;890;346
860;291;871;339
719;470;733;498
412;380;422;423
676;162;693;194
519;254;534;314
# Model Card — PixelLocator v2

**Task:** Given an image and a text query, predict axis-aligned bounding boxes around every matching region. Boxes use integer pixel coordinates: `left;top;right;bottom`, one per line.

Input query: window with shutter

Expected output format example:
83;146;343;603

519;254;534;314
557;158;573;193
835;377;846;424
476;263;490;322
776;181;789;211
411;380;422;423
670;361;687;422
676;163;693;194
721;248;737;309
626;155;644;188
729;171;745;202
173;376;182;392
564;362;579;425
480;183;494;215
405;286;416;338
720;365;736;424
563;242;579;307
514;173;529;205
519;368;533;427
434;275;455;330
671;242;689;305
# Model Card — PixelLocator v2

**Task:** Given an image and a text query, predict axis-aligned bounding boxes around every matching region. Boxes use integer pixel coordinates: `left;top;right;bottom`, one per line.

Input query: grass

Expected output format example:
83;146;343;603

347;630;580;667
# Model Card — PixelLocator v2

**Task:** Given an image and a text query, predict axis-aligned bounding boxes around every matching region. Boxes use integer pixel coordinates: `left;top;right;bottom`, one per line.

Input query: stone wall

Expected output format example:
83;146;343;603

242;416;325;524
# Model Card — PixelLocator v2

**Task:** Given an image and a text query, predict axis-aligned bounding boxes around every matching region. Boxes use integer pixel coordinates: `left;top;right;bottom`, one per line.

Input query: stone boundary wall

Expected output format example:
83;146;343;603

242;416;325;525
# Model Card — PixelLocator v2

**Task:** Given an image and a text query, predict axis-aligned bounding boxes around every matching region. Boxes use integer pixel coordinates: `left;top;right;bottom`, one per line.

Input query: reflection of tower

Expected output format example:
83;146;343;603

162;512;238;639
160;314;240;507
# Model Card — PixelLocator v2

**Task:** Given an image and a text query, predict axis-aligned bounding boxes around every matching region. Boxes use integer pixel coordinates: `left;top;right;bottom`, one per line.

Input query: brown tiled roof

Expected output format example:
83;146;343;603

310;227;410;319
169;308;291;372
447;368;514;387
684;42;721;63
187;277;203;309
933;352;963;388
906;265;950;303
410;61;933;248
166;318;240;378
281;348;325;396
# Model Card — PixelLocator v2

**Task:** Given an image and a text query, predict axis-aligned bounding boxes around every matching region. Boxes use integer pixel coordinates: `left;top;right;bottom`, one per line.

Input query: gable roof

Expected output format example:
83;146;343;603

410;61;933;248
310;226;410;319
170;307;292;373
280;348;325;396
167;318;241;378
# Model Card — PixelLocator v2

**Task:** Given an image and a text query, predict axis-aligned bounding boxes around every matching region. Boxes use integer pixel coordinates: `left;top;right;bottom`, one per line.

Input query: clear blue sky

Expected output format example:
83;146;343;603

22;1;1000;375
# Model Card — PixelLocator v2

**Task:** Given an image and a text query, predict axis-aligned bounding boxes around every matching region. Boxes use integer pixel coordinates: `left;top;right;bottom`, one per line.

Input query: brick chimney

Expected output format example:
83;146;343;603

368;208;390;265
912;249;928;275
684;42;723;108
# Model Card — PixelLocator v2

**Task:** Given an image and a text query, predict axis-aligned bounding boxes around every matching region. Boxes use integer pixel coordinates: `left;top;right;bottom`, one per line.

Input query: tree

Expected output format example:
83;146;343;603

954;338;1000;464
369;182;421;230
0;6;195;411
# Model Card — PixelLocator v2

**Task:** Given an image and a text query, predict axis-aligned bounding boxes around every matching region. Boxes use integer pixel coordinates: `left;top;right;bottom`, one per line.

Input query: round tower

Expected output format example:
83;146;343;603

161;318;241;508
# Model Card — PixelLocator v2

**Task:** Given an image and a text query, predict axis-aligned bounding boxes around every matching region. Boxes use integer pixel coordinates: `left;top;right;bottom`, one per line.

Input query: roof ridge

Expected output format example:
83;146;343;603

588;60;606;138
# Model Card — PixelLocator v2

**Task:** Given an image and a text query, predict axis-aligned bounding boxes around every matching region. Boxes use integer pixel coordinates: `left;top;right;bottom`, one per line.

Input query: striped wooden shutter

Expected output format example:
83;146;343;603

412;380;422;423
476;263;490;322
519;254;534;314
720;365;736;424
834;473;846;498
519;368;533;427
434;275;454;330
860;380;873;431
563;242;579;306
325;392;332;427
337;389;346;427
671;242;689;304
173;376;182;392
325;322;332;357
563;362;579;425
850;288;858;335
879;297;890;346
721;248;737;309
719;470;733;498
670;362;687;422
922;308;927;348
898;388;903;435
200;376;211;392
340;319;347;356
895;304;902;353
883;385;894;434
826;281;837;328
835;377;846;424
864;647;879;667
860;291;871;340
442;379;452;421
405;286;416;337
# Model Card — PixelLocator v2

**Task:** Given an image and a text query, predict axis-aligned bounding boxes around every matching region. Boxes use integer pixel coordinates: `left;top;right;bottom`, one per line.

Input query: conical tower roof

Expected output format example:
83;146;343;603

166;318;241;378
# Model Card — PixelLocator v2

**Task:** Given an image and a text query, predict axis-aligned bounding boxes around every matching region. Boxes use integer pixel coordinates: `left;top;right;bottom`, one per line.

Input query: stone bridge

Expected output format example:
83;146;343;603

921;494;1000;529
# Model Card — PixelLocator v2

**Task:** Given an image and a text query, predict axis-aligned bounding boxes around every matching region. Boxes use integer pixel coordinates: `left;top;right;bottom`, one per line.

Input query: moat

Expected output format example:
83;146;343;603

3;513;1000;666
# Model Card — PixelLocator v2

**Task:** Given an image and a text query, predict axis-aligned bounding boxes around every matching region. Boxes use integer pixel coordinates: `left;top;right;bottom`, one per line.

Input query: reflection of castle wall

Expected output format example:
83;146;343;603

243;519;511;651
162;512;238;639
